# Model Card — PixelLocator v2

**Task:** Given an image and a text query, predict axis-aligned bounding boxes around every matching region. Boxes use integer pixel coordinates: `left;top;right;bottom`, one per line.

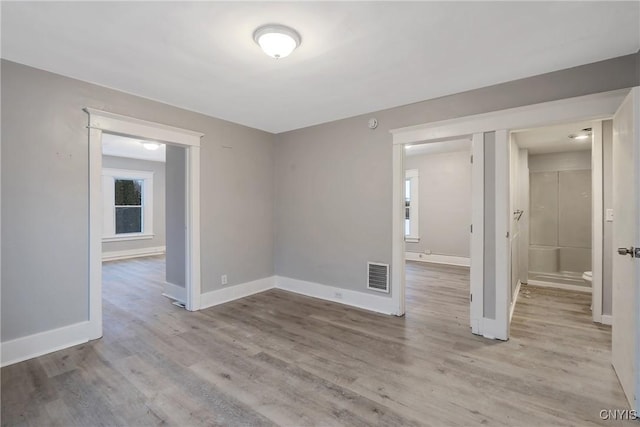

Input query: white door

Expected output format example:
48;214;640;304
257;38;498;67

612;87;640;411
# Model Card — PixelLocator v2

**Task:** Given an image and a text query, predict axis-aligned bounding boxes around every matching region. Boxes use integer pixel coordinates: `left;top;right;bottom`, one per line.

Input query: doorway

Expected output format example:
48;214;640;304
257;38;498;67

509;120;604;325
390;88;630;341
402;139;474;328
85;109;203;341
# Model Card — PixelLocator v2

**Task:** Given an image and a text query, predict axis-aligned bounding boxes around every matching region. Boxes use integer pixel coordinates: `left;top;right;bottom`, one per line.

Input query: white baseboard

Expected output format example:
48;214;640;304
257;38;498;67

102;246;165;262
275;276;396;315
527;279;592;293
200;276;275;310
509;280;522;322
601;314;613;325
1;321;90;367
162;281;186;304
405;252;470;267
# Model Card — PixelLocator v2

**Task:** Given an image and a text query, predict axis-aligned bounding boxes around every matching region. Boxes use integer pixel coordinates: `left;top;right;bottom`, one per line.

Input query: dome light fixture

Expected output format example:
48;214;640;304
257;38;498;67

569;127;592;142
253;24;301;59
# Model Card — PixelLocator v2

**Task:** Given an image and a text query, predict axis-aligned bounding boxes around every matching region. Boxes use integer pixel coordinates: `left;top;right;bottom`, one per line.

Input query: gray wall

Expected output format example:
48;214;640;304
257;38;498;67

528;151;591;172
102;155;166;254
602;120;613;316
1;52;637;342
405;150;471;257
274;53;639;300
165;145;186;288
1;60;275;342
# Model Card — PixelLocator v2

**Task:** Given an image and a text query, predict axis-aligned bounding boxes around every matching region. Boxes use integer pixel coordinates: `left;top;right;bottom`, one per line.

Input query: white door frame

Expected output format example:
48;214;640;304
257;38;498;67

85;108;203;340
390;88;629;340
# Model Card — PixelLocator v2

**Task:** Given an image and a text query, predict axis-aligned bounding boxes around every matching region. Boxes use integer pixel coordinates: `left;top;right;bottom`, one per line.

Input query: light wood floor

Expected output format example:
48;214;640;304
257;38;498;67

1;258;631;426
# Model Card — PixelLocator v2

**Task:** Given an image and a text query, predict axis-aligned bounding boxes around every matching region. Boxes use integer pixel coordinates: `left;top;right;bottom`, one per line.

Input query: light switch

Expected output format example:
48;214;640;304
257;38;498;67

606;209;614;222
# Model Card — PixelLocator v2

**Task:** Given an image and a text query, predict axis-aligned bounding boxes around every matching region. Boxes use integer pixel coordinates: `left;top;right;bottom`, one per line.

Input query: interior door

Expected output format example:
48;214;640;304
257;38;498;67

612;87;639;411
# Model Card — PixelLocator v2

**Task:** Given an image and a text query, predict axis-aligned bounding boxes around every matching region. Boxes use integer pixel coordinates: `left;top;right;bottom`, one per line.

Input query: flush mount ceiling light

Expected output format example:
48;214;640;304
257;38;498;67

253;24;301;59
142;142;160;151
569;127;593;141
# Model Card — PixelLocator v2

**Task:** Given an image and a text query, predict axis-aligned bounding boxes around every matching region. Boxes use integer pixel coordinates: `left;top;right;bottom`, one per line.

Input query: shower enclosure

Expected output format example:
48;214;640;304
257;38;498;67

529;169;592;287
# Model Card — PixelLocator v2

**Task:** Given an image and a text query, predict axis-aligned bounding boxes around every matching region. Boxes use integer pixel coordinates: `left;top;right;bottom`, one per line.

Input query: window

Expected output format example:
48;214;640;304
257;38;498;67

405;169;419;242
102;168;154;241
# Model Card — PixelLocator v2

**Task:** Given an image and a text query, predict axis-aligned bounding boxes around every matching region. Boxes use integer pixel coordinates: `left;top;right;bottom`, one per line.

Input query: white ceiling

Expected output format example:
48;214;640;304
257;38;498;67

102;133;166;162
2;2;638;133
512;120;594;155
405;138;471;157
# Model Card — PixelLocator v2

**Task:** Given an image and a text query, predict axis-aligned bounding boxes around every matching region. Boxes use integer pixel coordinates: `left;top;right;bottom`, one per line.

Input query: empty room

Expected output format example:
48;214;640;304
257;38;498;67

2;2;640;426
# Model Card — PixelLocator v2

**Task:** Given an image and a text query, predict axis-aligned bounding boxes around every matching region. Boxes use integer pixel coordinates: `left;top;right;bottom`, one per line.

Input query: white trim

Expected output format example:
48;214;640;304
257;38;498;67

510;280;522;322
200;277;275;310
493;129;510;341
85;108;203;341
391;143;406;316
591;120;604;323
185;145;201;311
88;127;103;340
85;108;203;146
390;89;628;145
601;314;613;326
405;252;470;267
527;280;592;293
162;282;186;304
404;169;420;240
1;321;90;367
470;132;484;335
275;276;397;315
102;168;154;240
102;233;154;242
102;246;166;262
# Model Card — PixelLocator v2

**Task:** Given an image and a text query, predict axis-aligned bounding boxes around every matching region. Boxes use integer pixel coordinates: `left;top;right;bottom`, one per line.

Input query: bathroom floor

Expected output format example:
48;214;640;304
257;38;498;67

528;271;590;288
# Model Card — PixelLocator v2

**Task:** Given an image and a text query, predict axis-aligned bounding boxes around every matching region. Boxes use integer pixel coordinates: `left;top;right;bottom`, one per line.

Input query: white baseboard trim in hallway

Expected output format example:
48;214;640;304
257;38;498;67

527;279;592;293
405;252;470;267
162;281;186;304
275;276;396;315
1;321;90;367
510;280;522;322
102;246;166;262
601;314;613;325
200;276;275;310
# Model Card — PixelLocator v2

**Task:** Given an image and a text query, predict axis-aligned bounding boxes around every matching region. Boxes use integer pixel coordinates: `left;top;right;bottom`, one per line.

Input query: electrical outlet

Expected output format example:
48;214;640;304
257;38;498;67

334;291;343;299
221;274;228;285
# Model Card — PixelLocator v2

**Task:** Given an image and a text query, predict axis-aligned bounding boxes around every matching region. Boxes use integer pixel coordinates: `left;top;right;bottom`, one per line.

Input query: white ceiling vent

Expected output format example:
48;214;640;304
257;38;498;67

367;262;389;293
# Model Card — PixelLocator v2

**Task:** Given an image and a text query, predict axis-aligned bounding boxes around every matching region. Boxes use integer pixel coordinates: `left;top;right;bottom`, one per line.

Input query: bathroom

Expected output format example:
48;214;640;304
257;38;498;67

510;120;607;295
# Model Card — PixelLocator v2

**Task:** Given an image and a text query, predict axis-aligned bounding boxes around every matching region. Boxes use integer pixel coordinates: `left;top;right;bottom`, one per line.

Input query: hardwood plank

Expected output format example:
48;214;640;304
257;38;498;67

1;257;631;426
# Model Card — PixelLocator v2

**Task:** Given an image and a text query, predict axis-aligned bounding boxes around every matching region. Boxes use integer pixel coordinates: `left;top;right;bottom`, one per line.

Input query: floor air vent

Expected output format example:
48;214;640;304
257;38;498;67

367;262;390;293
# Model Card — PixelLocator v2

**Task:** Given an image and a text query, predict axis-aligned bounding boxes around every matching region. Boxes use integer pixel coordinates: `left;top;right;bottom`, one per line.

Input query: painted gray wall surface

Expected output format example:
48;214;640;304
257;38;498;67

509;142;529;300
274;53;639;299
528;151;591;172
1;53;637;342
602;120;614;316
1;60;275;342
102;155;166;253
165;145;186;288
405;150;471;257
483;133;496;320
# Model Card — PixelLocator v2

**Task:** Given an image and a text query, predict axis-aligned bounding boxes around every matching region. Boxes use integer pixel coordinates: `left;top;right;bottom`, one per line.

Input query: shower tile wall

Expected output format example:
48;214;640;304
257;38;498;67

529;154;592;274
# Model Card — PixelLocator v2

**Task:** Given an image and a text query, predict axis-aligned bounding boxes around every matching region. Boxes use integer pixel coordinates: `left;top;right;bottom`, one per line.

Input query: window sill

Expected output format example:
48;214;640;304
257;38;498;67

405;237;420;243
103;233;154;243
